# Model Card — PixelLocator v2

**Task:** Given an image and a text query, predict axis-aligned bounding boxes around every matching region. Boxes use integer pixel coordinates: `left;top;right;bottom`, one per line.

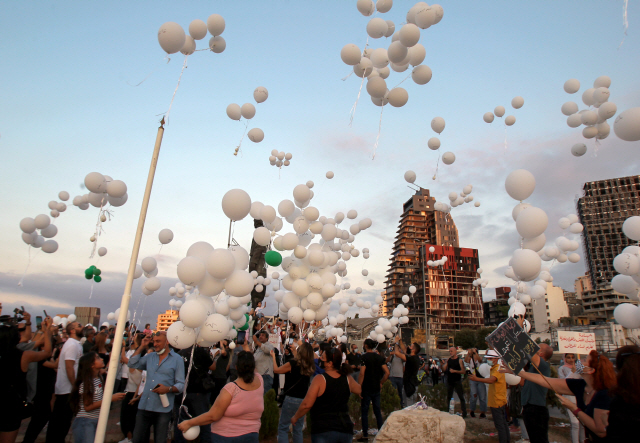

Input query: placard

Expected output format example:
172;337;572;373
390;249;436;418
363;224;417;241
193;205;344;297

486;317;540;374
557;331;596;354
268;333;280;349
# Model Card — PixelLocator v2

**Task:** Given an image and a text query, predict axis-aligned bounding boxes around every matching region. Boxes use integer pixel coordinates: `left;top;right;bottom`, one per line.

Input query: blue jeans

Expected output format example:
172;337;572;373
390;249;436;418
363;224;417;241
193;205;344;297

469;379;487;413
277;396;304;443
132;409;172;443
361;391;383;437
311;431;353;443
174;393;213;443
390;376;404;408
211;432;259;442
71;417;98;443
262;374;274;394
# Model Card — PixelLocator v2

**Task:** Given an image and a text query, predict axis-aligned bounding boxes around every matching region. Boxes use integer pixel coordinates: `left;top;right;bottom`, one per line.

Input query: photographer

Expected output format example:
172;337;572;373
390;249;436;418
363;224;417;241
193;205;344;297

465;348;487;418
252;330;275;394
387;342;405;408
0;315;54;443
393;336;421;405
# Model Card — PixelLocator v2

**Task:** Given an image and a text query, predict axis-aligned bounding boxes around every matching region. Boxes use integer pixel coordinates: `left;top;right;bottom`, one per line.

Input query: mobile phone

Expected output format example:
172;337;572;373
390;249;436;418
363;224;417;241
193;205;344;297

36;316;43;329
154;384;161;389
43;310;48;318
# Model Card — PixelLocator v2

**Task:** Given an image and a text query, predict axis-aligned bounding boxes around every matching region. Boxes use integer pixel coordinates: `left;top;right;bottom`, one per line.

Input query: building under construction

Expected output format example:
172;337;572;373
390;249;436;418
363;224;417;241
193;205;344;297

576;175;640;321
384;188;483;333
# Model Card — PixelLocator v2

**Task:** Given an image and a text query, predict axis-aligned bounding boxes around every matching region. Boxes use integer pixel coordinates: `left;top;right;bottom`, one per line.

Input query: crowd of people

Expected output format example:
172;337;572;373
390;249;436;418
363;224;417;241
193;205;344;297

1;307;639;443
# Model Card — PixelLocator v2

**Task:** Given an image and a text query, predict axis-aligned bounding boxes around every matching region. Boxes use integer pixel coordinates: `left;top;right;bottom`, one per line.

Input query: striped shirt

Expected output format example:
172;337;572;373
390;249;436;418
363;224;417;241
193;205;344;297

77;377;103;419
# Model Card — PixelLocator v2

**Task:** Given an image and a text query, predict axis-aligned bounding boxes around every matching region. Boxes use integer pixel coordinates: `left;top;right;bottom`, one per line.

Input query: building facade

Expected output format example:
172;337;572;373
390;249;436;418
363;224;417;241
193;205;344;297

74;307;101;327
576;175;640;321
526;283;570;332
483;287;511;326
384;188;483;333
157;309;179;331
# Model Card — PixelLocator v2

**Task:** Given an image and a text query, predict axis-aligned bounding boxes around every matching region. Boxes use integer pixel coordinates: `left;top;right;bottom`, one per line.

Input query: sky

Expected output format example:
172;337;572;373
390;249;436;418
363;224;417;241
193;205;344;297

1;1;639;328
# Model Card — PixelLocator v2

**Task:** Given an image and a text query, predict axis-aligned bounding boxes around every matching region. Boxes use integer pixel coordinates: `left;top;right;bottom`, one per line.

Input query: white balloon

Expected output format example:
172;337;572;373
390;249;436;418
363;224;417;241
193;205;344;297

483;112;495;123
177;256;206;286
224;270;255;297
357;0;375;16
166;321;196;349
247;128;264;143
505;169;536;202
34;213;51;229
226;103;241;120
241;103;256;120
567;114;583;128
598;102;617;121
326;171;334;179
613;253;640;276
581;110;598;126
614;108;640;142
366;77;387;98
207;14;225;36
188;19;207;40
516;207;548;239
370;48;389;69
158;228;174;245
622;216;640;240
505;115;516;126
415;5;436;29
98;246;107;257
523;234;546;252
431;117;445;134
564;79;580;94
511;96;524;109
180;36;196;55
183;426;200;441
426;137;440;151
366;17;388;39
179;300;208;328
614;304;640;329
221;189;251;221
40;224;58;238
404;170;416;184
187;242;214;261
582;88;596;106
141;258;156;273
157;22;186;54
442;152;455;165
561;101;579;116
58;191;69;201
200;314;231;343
353;57;373;78
593;87;610;105
411;65;432;85
20;217;36;234
511;249;542;281
399;23;420;47
41;240;58;253
571;143;587;157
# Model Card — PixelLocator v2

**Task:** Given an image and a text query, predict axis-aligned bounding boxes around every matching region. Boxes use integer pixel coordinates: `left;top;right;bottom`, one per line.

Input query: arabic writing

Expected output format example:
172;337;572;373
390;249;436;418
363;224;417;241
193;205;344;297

487;317;540;374
557;331;596;354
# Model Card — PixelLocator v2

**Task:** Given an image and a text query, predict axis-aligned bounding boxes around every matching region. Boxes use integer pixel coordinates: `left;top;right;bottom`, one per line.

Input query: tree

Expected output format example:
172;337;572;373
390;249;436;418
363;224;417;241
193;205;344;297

535;337;542;344
454;329;477;349
497;305;510;318
559;317;572;326
259;389;279;438
475;327;496;350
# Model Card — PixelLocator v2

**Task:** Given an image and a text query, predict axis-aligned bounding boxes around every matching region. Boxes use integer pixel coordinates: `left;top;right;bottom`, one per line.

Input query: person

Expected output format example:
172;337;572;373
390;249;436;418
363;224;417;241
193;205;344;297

119;334;144;443
46;321;84;443
0;317;53;443
393;337;421;405
358;338;390;441
210;340;230;404
291;347;361;443
128;331;185;443
606;345;640;440
254;301;265;318
518;343;553;443
519;349;614;443
16;312;43;404
177;344;263;443
387;342;405;408
557;353;584;443
272;341;315;443
252;330;275;394
174;344;215;443
92;331;111;367
442;346;467;418
465;348;487;418
430;358;441;385
143;324;152;335
82;327;96;354
469;350;509;443
347;343;361;381
70;352;126;443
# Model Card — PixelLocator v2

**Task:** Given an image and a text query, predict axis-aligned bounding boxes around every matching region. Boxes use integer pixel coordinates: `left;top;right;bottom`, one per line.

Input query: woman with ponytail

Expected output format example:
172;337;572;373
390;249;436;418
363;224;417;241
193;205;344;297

515;349;615;443
291;347;361;443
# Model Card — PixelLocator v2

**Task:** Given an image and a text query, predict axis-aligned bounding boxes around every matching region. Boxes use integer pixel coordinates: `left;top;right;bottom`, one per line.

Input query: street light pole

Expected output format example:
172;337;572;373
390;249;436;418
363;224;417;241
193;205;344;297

421;245;430;356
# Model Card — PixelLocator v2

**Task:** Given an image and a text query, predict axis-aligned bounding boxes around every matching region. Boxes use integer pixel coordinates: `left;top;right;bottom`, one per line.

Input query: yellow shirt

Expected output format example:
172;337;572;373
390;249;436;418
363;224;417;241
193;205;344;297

487;363;507;408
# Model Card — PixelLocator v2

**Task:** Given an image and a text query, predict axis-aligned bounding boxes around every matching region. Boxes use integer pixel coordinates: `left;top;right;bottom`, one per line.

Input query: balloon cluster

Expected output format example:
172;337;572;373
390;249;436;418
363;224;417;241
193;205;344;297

51;314;77;329
227;86;269;155
84;265;102;283
537;215;583;263
269;149;293;170
138;256;162;296
427;117;455;167
611;216;640;328
342;1;444;108
434;184;480;212
74;172;129;211
562;76;616;156
472;268;488;288
483;96;524;126
157;15;226;55
106;309;130;324
19;213;59;253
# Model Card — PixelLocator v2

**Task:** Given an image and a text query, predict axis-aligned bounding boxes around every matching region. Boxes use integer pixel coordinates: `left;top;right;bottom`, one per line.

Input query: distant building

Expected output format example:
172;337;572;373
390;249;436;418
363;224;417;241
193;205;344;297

74;307;101;327
526;283;569;332
484;287;511;326
383;187;483;333
156;310;179;332
577;175;640;321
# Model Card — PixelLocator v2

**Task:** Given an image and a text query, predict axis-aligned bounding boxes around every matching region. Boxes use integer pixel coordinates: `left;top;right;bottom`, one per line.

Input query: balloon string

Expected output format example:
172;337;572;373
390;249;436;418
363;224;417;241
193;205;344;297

181;345;197;407
433;151;441;180
127;55;170;87
593;139;600;157
341;71;353;81
89;283;94;300
504;124;508;151
18;246;40;287
89;206;110;259
392;73;411;89
371;104;384;160
349;74;366;127
164;55;189;124
131;292;144;328
234;120;249;156
618;0;629;49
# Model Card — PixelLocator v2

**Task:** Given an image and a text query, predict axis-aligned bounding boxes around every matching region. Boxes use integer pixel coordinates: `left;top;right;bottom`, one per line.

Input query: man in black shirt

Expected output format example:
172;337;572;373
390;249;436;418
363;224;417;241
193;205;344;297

210;340;230;404
442;346;467;418
175;345;215;443
392;336;421;404
358;339;390;441
347;343;362;381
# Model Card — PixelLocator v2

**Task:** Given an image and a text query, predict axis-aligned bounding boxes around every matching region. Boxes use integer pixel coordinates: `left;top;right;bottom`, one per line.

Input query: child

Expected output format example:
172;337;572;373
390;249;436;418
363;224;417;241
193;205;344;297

70;352;125;443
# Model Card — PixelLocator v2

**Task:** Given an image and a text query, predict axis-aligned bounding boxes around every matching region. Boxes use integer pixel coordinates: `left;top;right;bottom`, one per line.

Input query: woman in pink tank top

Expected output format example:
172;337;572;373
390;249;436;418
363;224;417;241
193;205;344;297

178;346;264;442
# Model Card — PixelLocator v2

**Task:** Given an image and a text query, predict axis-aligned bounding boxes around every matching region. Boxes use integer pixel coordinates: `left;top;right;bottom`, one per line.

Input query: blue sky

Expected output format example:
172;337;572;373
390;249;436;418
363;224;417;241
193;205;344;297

1;1;639;326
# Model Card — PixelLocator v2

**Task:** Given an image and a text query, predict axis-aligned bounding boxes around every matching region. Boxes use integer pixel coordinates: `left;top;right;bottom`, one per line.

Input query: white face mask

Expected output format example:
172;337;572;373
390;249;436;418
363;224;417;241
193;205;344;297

157;347;166;355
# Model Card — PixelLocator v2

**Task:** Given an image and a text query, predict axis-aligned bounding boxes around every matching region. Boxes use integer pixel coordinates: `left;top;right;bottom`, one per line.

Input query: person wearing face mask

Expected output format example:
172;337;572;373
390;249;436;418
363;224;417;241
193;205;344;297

92;332;111;367
557;353;584;443
513;349;615;443
127;332;185;443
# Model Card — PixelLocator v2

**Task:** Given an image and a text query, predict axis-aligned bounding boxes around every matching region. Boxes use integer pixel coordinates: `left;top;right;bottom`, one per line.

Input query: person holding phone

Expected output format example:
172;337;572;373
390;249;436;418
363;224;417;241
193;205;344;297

253;330;275;394
465;348;487;418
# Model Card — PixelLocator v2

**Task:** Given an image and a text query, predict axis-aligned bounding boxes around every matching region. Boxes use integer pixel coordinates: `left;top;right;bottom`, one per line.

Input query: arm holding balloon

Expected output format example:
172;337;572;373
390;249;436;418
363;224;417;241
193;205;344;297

177;389;233;432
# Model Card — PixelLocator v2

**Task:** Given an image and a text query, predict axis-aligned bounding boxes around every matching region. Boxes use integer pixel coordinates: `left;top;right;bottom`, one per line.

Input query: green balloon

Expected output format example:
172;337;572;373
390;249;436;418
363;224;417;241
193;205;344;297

94;275;102;283
93;268;101;276
89;265;96;271
85;273;93;280
265;250;282;267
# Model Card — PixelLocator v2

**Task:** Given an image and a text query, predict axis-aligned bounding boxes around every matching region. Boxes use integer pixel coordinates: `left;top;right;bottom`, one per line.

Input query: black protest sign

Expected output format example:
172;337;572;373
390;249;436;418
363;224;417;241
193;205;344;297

486;317;540;374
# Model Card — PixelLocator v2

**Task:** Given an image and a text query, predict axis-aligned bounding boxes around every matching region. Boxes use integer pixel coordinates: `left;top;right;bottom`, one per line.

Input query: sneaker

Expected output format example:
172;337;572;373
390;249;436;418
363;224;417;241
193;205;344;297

470;411;476;418
480;413;486;418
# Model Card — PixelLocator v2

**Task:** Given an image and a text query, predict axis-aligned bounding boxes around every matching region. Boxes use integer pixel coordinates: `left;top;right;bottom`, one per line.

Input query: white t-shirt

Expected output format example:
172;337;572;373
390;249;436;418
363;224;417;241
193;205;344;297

55;338;83;395
122;350;134;378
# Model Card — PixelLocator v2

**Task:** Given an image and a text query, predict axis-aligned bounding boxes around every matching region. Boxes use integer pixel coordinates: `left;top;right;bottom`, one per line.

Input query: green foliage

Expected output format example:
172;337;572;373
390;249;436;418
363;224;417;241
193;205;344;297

454;329;477;349
417;383;449;412
461;378;471;404
546;366;566;415
543;339;551;345
380;380;401;416
475;327;496;349
259;389;279;438
497;305;510;317
535;337;542;344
